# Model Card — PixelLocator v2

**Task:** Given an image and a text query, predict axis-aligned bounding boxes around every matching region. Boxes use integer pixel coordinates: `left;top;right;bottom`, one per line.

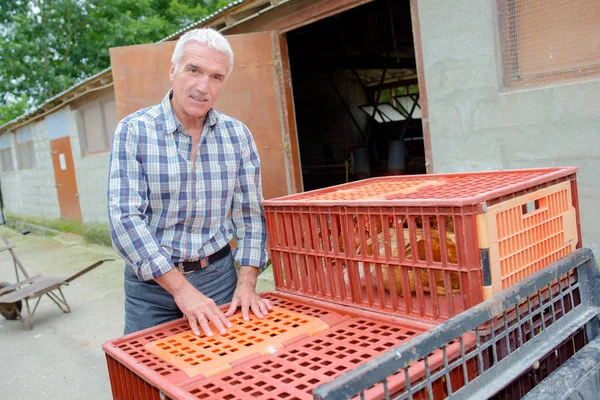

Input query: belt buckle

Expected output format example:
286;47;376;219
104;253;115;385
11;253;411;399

177;262;193;275
177;258;208;275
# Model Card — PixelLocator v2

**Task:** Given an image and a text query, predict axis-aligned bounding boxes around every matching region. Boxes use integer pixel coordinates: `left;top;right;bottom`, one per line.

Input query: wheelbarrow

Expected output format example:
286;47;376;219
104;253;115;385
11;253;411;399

0;236;114;330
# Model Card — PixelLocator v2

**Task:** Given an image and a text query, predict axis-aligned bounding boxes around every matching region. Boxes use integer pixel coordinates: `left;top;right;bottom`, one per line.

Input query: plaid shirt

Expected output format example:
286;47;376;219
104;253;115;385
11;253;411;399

108;91;268;281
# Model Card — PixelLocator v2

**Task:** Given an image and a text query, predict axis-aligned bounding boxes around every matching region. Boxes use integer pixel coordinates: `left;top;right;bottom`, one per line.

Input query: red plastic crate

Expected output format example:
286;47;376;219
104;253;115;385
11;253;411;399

103;292;474;400
263;167;581;321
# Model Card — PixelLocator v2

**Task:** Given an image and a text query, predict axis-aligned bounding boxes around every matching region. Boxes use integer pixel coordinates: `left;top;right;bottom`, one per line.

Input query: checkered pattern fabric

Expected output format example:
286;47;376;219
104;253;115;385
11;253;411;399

108;91;267;281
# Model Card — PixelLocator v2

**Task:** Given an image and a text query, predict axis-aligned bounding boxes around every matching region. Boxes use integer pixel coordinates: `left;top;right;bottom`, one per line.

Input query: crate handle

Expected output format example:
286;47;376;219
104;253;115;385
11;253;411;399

521;198;547;216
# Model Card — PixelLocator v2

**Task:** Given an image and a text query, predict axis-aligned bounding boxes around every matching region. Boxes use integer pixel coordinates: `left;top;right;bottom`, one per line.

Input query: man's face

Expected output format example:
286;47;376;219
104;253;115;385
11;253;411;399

170;42;229;122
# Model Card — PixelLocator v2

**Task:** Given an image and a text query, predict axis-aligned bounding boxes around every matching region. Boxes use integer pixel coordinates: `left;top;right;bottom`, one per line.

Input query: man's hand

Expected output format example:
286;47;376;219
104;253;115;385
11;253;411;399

156;269;232;337
225;266;272;321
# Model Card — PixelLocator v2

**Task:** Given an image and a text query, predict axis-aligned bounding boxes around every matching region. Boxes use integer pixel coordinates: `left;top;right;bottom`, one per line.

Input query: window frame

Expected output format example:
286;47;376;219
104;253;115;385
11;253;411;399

16;140;35;170
497;0;600;87
77;94;118;156
0;147;14;173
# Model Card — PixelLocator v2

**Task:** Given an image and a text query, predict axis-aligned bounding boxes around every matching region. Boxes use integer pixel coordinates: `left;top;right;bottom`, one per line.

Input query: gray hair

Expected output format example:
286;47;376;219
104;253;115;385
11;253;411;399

171;28;234;77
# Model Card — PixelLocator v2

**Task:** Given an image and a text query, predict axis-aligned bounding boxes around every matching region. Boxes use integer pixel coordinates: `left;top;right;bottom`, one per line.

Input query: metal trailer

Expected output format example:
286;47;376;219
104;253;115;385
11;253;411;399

312;248;600;400
522;333;600;400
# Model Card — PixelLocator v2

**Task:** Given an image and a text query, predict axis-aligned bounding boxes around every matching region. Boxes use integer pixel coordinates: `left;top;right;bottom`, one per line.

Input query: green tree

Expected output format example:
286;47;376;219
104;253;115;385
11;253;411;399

0;94;29;126
0;0;235;114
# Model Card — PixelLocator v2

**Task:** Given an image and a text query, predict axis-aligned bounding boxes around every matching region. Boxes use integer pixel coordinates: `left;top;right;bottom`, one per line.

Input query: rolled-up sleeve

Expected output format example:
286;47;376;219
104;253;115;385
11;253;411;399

231;124;268;268
107;121;174;281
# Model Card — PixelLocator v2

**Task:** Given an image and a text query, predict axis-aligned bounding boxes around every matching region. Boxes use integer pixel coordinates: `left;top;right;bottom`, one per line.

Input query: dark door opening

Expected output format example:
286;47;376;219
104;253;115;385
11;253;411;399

286;0;425;191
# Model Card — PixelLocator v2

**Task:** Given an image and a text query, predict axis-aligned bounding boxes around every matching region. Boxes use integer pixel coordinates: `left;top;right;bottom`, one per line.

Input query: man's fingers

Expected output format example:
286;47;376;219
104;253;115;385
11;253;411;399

197;316;213;337
263;298;273;310
224;297;239;317
258;299;270;317
241;300;251;321
250;301;265;319
205;312;228;335
188;317;201;336
217;309;232;330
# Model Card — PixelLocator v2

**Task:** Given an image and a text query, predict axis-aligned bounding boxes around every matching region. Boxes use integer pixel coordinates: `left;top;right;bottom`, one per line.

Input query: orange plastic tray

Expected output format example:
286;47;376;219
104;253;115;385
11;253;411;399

144;307;332;378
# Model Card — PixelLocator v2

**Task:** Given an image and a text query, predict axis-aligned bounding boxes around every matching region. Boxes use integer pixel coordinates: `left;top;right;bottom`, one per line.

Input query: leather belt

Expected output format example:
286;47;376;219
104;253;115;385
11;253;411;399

176;245;231;275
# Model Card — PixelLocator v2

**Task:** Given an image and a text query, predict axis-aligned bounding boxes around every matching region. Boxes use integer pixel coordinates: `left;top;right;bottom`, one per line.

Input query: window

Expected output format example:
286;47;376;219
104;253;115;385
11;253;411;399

359;84;421;123
497;0;600;86
0;148;13;172
16;126;35;169
17;141;35;169
79;96;118;155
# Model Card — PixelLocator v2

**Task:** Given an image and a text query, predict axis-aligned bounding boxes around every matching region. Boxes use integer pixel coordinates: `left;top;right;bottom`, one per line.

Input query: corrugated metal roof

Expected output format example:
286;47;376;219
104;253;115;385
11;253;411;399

160;0;248;43
0;0;250;133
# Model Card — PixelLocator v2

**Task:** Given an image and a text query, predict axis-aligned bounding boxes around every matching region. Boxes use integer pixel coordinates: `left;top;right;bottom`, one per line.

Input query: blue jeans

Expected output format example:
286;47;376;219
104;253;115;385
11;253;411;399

123;253;238;335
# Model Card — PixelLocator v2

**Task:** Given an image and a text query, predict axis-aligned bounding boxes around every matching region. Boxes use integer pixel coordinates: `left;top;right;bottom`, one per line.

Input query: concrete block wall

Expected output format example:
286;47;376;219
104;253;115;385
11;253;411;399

0;133;23;216
0;120;60;219
416;0;600;255
67;105;111;224
22;120;61;217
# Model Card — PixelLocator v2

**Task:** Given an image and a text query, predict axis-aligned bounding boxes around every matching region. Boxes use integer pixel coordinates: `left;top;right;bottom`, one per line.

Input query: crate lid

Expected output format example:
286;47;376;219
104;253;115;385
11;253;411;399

143;307;332;378
263;167;578;207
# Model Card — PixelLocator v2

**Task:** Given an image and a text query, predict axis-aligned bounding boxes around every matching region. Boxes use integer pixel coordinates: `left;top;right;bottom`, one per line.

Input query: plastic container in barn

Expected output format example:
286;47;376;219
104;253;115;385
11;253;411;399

263;167;581;321
103;292;474;400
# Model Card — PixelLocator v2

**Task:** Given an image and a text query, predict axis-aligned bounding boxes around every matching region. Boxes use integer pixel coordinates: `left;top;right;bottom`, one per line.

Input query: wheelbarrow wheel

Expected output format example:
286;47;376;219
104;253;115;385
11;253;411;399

0;282;22;320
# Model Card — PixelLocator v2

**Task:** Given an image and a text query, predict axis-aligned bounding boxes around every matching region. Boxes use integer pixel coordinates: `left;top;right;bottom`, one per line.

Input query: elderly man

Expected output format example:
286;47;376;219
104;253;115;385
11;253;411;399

108;28;271;337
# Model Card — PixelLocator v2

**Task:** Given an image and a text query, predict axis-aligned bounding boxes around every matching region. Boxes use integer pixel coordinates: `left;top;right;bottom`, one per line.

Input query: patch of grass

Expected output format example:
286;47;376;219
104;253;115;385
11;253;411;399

5;219;58;237
7;212;83;235
83;222;113;247
6;213;113;247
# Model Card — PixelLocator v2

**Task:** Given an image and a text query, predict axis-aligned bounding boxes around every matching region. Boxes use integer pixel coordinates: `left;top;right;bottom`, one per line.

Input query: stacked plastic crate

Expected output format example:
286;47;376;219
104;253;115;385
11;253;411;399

265;167;580;319
104;292;472;399
103;166;581;399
